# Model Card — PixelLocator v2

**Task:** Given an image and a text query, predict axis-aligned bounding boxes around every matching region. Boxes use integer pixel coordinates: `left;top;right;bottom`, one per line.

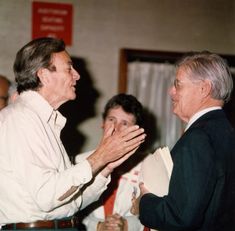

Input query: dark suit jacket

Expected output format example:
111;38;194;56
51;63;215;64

139;110;235;231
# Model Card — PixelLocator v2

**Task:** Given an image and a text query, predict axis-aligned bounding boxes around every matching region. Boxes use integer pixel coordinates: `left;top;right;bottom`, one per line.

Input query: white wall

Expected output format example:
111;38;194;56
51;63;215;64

0;0;234;152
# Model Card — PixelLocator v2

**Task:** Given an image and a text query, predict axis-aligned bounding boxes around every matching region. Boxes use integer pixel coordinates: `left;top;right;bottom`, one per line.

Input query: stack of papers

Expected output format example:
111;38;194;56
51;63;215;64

139;147;173;231
139;146;173;196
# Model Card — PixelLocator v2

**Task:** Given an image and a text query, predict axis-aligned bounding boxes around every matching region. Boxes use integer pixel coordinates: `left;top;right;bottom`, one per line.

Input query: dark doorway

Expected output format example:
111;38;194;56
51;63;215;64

59;57;100;162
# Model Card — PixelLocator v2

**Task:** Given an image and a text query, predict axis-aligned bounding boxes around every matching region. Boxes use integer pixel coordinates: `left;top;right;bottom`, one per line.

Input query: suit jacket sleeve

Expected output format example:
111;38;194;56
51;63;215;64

139;128;217;230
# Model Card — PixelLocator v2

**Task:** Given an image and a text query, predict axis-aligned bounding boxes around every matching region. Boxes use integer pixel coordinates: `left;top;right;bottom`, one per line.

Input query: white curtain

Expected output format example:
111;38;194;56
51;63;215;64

127;62;183;151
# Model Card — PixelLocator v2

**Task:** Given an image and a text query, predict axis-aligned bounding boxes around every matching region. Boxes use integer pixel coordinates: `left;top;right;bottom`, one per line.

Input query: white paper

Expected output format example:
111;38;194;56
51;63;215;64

139;146;173;196
139;147;173;231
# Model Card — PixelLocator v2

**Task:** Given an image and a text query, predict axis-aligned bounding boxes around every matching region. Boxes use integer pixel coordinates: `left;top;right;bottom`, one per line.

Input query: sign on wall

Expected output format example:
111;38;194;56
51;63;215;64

32;1;73;45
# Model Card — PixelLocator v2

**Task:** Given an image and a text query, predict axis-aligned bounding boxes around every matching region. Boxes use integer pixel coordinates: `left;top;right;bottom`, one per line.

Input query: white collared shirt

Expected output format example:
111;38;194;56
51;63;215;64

0;91;109;225
184;107;222;131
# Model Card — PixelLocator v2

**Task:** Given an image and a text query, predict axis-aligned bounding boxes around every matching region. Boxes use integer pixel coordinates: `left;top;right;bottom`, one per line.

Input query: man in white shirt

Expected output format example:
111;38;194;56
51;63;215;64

0;37;146;230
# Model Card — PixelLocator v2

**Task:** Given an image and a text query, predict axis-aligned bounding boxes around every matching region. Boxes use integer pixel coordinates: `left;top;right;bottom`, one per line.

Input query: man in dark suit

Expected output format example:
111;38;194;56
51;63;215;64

132;51;235;230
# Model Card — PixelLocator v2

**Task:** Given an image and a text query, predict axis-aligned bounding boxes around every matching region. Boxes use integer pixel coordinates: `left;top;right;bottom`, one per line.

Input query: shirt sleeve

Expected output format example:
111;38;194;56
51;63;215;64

80;173;111;210
7;111;94;212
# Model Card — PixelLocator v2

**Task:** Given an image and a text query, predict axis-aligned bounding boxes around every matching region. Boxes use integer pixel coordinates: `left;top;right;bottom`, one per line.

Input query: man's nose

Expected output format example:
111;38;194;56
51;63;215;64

114;123;123;133
168;85;176;97
73;68;80;81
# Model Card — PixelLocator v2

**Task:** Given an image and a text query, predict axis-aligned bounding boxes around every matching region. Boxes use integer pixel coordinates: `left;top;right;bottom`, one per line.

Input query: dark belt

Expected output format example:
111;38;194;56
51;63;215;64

2;217;79;230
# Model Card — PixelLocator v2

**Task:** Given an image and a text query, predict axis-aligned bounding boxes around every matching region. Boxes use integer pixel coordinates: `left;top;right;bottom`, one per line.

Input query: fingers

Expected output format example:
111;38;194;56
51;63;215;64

139;182;149;195
114;147;138;165
130;204;137;215
117;125;145;142
130;196;140;215
103;146;140;174
102;126;145;161
139;182;144;188
103;124;145;143
104;215;126;231
91;125;146;175
102;122;115;139
115;127;146;156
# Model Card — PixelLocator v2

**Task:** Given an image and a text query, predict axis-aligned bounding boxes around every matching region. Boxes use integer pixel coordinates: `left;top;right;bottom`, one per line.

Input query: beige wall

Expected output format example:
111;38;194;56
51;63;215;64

0;0;234;152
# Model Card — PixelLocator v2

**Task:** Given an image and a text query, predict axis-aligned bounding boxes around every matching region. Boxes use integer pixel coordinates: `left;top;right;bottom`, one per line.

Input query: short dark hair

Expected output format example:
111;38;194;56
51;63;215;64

13;37;65;93
102;93;144;126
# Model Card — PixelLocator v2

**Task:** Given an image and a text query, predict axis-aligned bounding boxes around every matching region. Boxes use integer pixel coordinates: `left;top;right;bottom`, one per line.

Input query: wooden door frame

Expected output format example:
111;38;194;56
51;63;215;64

118;48;235;93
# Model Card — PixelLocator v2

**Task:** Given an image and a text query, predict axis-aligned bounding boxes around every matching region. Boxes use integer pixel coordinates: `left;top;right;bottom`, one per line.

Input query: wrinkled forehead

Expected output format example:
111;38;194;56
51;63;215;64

176;66;191;79
176;64;202;84
106;106;136;122
50;51;72;66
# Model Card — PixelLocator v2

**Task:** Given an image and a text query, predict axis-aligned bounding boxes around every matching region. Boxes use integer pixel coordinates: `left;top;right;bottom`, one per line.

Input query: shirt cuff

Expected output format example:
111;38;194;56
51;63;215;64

73;159;93;185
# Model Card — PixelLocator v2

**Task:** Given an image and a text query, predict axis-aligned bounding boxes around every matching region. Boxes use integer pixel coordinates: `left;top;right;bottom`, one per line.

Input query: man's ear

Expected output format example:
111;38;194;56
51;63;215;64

200;80;212;98
37;68;51;86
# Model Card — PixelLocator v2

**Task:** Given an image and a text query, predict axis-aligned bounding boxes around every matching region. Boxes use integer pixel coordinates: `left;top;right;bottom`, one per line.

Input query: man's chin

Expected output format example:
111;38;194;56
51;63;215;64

171;106;177;114
69;93;77;100
172;108;179;117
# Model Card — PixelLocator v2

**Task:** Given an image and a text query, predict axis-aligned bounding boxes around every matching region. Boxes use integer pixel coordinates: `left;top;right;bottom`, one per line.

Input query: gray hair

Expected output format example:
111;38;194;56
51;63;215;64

176;51;233;103
13;37;65;94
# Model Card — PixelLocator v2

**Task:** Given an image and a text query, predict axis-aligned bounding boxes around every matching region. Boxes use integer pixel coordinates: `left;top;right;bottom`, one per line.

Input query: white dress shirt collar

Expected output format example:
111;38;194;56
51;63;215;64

185;106;222;131
20;90;66;128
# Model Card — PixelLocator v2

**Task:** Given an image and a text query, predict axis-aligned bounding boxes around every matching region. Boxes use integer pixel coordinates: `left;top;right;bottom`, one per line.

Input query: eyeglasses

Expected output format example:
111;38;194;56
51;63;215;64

173;79;201;90
173;79;189;90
